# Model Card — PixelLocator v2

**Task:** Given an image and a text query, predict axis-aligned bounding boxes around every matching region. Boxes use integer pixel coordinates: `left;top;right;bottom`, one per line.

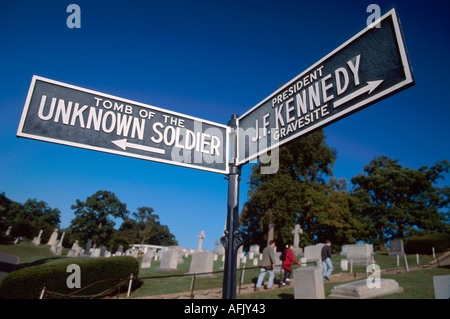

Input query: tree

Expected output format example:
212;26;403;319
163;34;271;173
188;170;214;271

240;130;359;249
69;190;129;247
351;156;450;247
2;196;61;241
133;207;158;244
113;207;178;248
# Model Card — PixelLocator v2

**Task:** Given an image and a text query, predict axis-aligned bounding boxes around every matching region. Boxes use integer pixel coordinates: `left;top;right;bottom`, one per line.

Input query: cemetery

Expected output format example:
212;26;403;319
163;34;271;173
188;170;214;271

0;4;449;304
0;234;449;299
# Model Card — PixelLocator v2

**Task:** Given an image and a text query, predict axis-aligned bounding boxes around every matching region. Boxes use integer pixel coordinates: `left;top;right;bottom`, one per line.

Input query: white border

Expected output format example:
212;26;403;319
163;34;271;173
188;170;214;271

17;76;230;175
237;9;414;166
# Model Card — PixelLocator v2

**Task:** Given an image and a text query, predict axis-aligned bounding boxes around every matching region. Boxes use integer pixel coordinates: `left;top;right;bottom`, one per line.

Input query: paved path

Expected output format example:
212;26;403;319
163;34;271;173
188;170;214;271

0;252;20;283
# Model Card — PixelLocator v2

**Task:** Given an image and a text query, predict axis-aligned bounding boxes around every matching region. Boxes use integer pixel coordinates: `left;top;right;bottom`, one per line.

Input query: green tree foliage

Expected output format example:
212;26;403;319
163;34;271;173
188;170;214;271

69;190;129;247
112;207;178;249
240;130;364;249
351;156;450;246
0;193;61;241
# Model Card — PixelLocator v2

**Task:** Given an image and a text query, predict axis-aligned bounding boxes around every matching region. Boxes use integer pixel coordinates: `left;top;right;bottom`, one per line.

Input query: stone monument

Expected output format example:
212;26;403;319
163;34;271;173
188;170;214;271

294;266;325;299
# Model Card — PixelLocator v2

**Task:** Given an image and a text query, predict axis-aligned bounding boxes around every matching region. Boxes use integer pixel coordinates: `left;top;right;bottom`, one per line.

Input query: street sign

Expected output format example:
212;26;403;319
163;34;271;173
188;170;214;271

17;76;229;174
237;9;414;165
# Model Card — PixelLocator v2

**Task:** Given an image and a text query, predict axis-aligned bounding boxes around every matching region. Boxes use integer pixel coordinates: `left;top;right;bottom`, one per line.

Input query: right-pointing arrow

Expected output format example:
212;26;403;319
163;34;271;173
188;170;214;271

112;138;165;155
333;80;384;109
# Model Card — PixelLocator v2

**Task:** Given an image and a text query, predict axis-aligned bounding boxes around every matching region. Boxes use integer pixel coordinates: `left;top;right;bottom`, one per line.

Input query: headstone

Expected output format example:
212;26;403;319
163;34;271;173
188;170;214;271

168;246;184;264
141;250;154;269
340;245;348;256
388;239;405;256
274;252;282;270
157;250;179;271
32;230;43;246
115;245;123;256
218;244;225;255
213;239;219;254
341;259;348;271
329;279;404;299
4;226;12;237
54;231;65;255
301;243;325;265
197;230;205;251
91;248;101;258
188;251;215;277
294;266;325;299
14;236;21;245
47;228;59;246
249;244;260;255
67;242;82;257
433;275;450;299
100;246;107;257
291;224;303;255
82;239;92;256
253;258;258;266
130;249;139;258
347;244;374;266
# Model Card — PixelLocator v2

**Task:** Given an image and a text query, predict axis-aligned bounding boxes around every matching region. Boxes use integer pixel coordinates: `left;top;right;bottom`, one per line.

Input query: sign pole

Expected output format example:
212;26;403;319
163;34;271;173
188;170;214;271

221;114;243;299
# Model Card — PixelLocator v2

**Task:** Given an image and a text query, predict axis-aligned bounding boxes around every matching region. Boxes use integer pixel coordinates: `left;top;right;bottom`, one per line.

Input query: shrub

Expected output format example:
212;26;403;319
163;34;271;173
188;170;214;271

0;256;139;299
405;233;450;255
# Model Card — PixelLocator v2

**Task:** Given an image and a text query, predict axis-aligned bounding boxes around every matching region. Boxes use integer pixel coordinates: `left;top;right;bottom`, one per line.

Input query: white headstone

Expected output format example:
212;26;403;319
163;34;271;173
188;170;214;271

301;243;325;265
433;275;450;299
54;231;65;255
291;224;303;255
157;250;179;271
294;266;325;299
329;279;404;299
141;250;154;269
347;244;374;266
340;259;348;271
32;230;43;246
197;230;205;251
188;251;215;276
47;228;59;246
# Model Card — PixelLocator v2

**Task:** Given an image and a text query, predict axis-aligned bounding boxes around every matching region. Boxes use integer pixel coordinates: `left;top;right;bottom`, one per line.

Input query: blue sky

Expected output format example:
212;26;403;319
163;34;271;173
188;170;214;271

1;0;449;251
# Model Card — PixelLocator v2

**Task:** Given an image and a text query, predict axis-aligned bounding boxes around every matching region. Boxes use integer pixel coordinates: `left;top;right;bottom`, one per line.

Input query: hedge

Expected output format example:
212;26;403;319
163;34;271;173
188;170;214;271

0;256;139;299
404;233;450;255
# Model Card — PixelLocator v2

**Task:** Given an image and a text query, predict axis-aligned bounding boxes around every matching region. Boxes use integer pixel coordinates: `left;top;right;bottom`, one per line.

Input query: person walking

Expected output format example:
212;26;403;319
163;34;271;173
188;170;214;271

321;240;333;281
281;243;300;286
255;240;276;291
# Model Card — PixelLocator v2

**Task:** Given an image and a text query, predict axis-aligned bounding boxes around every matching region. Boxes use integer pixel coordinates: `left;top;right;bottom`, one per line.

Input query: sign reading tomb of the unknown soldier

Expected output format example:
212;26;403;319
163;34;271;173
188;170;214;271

237;9;414;165
17;76;229;174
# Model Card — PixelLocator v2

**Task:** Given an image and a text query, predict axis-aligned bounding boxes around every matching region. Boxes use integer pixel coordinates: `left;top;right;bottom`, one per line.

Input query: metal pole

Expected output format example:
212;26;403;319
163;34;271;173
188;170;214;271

221;114;243;299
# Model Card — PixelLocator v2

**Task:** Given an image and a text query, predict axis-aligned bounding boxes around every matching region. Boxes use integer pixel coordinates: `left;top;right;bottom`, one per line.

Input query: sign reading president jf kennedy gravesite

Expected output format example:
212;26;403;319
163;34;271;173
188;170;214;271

237;9;414;165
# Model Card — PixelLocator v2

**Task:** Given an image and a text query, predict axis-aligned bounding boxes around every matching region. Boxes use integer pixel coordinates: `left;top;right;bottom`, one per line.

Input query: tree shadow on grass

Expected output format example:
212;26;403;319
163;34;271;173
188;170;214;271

278;293;294;299
16;257;67;270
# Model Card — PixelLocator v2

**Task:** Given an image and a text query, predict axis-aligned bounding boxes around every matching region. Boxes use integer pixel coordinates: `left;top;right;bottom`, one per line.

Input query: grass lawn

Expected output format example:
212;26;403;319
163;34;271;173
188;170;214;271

240;266;450;299
1;241;448;299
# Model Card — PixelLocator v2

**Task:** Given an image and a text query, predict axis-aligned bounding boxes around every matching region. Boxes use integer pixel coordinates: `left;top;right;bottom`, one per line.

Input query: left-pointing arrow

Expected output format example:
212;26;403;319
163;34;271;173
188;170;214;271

112;139;165;155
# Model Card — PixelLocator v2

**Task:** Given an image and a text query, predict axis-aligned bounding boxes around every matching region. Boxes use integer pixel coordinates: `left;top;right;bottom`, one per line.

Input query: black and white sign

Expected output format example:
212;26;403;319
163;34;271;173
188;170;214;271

17;76;229;174
237;9;414;165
